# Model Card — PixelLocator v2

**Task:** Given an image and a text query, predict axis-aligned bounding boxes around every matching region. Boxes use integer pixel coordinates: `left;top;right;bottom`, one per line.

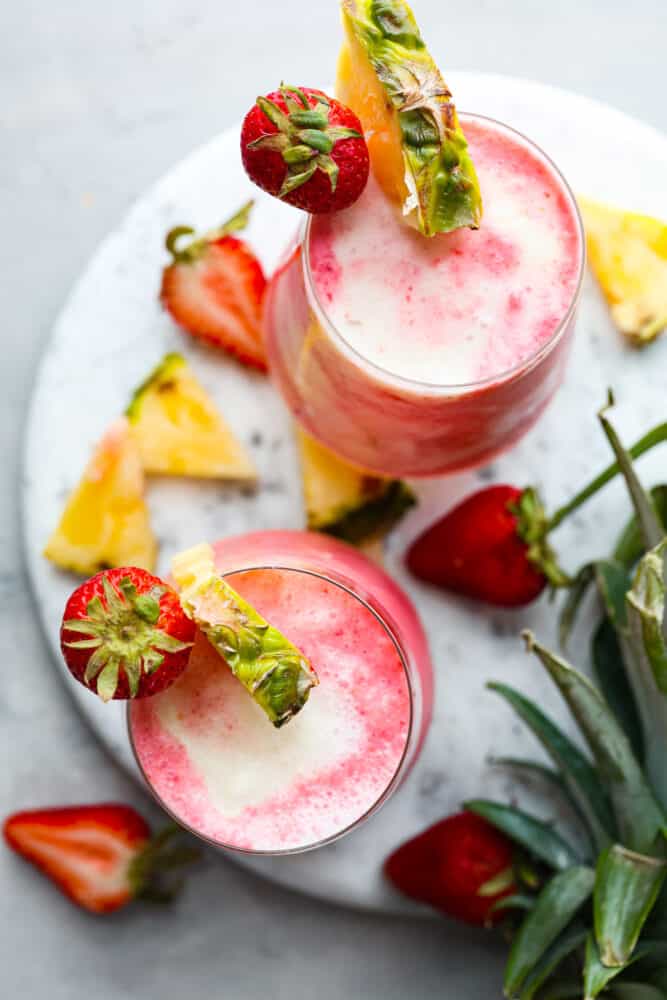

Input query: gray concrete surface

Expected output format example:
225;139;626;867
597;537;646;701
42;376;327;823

1;1;664;997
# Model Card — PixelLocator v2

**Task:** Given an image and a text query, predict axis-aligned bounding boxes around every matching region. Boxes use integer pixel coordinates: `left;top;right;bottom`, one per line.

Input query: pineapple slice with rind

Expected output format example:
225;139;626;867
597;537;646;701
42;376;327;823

297;428;415;546
172;543;318;727
126;353;256;480
44;418;157;574
337;0;482;236
579;197;667;345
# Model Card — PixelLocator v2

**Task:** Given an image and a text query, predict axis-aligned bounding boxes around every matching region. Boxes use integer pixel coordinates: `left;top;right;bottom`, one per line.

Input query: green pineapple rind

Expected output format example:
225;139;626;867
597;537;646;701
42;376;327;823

173;545;318;727
343;0;482;236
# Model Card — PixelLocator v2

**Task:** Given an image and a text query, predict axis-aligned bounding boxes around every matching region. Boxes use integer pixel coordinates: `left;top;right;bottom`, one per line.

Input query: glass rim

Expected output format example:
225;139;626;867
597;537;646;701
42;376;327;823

127;562;416;856
302;111;586;396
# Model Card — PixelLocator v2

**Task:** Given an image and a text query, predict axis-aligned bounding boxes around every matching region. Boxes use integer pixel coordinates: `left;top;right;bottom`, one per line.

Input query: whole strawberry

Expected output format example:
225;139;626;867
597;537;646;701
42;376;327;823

161;201;268;371
4;804;198;913
384;811;517;926
241;85;370;214
61;567;195;701
406;485;569;607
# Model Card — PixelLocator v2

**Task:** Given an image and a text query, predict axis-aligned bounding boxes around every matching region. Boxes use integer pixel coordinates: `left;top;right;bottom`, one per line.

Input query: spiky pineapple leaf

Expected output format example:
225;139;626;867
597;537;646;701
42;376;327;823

488;682;615;851
614;486;667;569
592;618;645;764
598;397;663;552
623;538;667;807
594;845;667;968
465;800;581;871
522;633;665;854
490;894;536;916
518;924;588;1000
504;867;595;997
584;933;634;998
559;559;630;650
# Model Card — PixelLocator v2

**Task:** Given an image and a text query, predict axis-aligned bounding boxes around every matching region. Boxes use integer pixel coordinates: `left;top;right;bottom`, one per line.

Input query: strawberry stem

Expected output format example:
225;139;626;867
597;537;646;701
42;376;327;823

545;420;667;534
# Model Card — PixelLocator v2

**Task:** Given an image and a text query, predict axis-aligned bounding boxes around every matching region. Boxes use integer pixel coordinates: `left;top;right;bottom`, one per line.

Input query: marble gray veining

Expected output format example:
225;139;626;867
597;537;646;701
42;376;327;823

2;1;666;997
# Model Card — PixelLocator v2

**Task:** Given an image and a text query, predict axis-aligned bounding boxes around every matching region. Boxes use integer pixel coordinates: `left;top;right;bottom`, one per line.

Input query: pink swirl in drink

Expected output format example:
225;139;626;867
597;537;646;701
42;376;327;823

129;531;432;854
265;114;584;476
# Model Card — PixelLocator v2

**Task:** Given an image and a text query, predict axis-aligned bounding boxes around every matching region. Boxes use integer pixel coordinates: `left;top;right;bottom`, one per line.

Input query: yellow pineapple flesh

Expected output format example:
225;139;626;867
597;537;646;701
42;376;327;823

44;418;157;574
297;428;415;545
336;0;482;236
126;353;256;480
579;197;667;345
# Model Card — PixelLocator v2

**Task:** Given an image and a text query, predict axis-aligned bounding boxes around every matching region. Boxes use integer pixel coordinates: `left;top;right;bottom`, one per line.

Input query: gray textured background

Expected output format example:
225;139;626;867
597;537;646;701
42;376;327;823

2;2;664;997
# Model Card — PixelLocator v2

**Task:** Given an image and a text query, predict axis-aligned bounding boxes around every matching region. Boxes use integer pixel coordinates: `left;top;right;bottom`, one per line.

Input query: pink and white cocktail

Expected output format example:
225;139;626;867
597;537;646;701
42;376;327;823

264;114;584;477
129;531;432;854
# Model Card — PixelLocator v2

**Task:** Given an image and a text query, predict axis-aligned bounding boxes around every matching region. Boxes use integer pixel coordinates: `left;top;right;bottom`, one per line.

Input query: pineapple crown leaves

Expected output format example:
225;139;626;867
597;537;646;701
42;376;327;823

63;575;192;701
248;85;362;198
165;200;255;265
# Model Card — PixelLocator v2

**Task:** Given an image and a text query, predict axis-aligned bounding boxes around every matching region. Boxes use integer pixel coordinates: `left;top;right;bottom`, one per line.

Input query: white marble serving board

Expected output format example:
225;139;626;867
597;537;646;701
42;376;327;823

23;72;667;915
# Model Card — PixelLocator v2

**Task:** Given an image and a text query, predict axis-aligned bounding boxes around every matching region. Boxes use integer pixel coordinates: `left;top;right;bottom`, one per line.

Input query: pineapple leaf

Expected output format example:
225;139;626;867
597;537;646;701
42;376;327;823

490;894;536;916
622;538;667;806
559;563;596;649
598;396;663;552
592;618;645;764
488;683;615;851
522;633;666;853
559;559;629;649
519;923;588;1000
614;486;667;569
584;933;634;999
504;866;595;997
594;845;667;968
465;800;581;871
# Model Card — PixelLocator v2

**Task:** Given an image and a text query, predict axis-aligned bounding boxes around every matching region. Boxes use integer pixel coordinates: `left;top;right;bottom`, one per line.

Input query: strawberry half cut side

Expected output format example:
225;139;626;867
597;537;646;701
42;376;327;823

3;805;199;914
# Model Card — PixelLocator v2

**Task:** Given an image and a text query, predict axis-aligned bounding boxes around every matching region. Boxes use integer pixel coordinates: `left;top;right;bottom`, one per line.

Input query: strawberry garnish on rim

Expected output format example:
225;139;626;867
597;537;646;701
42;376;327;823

160;201;268;372
241;85;370;214
61;567;195;701
3;805;199;914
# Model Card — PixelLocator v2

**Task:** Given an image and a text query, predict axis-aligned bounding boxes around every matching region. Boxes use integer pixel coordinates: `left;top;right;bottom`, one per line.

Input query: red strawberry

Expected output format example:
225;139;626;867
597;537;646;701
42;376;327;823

4;804;198;913
406;485;569;607
384;811;517;926
160;201;268;371
241;85;369;214
61;567;195;701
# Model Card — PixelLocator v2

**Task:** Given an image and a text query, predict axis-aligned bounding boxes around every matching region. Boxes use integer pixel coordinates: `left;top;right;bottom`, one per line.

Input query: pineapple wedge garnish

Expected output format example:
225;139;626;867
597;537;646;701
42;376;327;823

579;197;667;345
297;428;415;548
126;353;256;480
172;543;318;727
336;0;482;236
44;418;157;574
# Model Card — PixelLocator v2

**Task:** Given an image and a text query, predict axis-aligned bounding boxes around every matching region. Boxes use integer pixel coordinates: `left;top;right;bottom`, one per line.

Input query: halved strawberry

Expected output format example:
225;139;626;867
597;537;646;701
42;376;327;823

160;201;268;372
3;804;198;914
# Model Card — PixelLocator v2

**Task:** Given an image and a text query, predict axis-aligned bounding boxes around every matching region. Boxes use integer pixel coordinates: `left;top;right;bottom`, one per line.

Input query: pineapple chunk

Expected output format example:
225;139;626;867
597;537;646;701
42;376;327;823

579;197;667;345
337;0;482;236
126;353;256;480
172;543;318;727
297;429;415;545
44;418;156;574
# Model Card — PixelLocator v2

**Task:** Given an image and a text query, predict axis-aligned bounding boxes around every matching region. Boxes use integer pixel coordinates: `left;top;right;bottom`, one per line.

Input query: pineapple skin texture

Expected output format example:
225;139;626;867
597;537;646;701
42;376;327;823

126;353;256;480
579;197;667;345
337;0;482;236
44;418;157;574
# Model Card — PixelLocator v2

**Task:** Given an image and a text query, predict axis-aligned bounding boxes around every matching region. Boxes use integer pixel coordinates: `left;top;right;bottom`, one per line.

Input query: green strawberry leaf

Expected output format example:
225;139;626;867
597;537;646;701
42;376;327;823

464;800;581;871
504;866;595;996
522;633;665;854
592;617;644;765
518;923;588;1000
488;682;615;852
594;845;667;967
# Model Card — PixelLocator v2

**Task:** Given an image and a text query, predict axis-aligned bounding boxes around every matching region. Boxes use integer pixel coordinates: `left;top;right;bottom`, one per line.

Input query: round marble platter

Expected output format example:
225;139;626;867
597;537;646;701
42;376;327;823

23;72;667;915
